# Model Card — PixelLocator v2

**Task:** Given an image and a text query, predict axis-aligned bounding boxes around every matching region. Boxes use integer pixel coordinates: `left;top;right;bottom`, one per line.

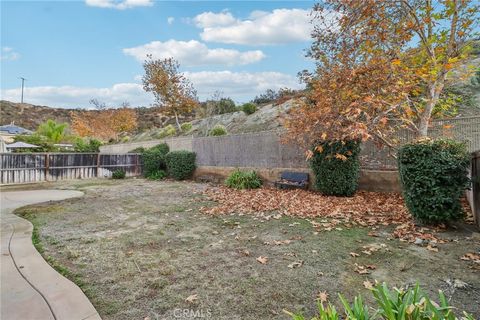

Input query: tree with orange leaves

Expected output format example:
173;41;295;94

71;107;137;141
286;0;479;151
142;56;199;131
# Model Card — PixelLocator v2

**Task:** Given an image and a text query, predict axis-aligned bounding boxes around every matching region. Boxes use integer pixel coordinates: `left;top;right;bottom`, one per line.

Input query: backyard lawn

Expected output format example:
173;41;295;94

7;179;480;320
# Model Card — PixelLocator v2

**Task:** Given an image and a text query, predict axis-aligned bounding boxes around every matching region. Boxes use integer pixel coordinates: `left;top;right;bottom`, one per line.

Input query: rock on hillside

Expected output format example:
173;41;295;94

130;100;296;141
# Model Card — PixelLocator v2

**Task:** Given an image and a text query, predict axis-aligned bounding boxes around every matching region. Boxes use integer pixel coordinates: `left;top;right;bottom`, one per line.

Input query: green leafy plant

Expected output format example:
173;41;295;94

146;169;166;180
398;138;470;224
309;140;361;196
142;143;170;179
242;102;257;115
13;134;56;152
165;150;196;180
181;122;193;132
37;119;68;144
209;124;228;136
225;169;262;190
74;138;102;152
285;283;474;320
157;124;176;138
111;169;126;179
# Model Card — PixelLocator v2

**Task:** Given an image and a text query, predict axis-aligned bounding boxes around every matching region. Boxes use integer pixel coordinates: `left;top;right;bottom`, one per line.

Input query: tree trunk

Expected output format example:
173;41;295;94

174;111;182;132
417;80;445;138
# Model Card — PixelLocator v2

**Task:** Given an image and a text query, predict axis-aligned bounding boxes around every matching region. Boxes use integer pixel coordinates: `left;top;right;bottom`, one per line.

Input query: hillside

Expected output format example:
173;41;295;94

0;100;191;132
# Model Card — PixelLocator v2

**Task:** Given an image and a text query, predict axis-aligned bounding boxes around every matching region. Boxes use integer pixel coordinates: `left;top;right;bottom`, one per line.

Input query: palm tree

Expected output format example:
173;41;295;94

37;119;68;144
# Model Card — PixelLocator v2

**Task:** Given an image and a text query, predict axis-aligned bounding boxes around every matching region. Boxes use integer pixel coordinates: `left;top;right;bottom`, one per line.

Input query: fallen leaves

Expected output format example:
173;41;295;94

256;256;268;264
288;260;304;269
317;291;329;302
363;280;374;289
460;252;480;264
354;263;376;274
200;187;430;241
185;294;198;303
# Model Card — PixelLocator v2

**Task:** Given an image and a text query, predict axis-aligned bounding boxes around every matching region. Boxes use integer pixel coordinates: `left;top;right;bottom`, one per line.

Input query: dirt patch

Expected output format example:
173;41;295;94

15;179;480;320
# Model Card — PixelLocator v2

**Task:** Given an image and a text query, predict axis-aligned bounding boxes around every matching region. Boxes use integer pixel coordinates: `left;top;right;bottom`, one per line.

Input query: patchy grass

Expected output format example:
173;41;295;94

14;179;480;320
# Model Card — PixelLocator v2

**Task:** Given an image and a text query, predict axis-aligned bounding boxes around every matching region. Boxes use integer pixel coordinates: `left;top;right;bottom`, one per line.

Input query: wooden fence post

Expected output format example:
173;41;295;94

45;153;49;181
96;153;101;178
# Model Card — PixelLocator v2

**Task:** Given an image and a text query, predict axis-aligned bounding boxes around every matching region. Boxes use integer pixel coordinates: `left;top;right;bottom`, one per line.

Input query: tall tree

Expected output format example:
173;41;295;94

142;56;199;131
37;119;68;144
286;0;479;150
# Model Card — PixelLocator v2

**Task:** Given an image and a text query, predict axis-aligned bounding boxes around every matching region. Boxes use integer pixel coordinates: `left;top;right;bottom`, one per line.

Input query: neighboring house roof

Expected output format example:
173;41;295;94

6;142;39;149
0;124;33;135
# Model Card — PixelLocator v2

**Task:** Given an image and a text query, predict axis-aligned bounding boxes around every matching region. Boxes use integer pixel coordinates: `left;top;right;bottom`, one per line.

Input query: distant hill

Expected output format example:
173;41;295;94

0;100;192;132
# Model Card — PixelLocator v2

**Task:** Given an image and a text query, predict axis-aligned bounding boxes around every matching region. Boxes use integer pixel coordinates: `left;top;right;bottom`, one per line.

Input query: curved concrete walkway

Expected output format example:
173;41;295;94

1;190;101;320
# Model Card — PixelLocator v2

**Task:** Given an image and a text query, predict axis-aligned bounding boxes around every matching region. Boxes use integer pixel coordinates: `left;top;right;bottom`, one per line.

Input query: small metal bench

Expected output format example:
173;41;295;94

274;171;309;190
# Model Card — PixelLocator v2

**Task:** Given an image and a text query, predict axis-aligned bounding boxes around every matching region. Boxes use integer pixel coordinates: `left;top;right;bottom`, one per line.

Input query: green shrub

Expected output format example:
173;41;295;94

142;143;170;179
112;169;126;179
398;138;470;224
209;124;228;136
180;122;193;132
309;140;361;196
147;170;166;180
157;124;176;138
285;283;475;320
242;102;257;115
225;169;262;189
165;151;196;180
74;138;102;152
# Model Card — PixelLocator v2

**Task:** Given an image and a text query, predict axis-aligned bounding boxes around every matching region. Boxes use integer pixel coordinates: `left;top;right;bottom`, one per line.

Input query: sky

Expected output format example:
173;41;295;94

0;0;317;109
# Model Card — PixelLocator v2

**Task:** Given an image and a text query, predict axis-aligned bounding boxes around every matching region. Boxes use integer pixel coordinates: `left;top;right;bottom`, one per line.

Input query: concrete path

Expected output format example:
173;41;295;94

1;190;101;320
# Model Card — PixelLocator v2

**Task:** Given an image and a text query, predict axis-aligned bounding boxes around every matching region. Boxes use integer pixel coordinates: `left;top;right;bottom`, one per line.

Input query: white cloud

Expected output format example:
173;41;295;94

123;39;265;66
85;0;153;10
1;47;20;61
1;71;302;107
193;11;237;28
185;70;303;101
196;8;315;45
1;83;152;109
167;17;175;25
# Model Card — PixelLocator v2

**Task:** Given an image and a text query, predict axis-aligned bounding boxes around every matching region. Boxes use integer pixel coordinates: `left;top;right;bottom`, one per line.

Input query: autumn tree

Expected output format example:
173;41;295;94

286;0;479;150
142;56;199;131
71;107;137;141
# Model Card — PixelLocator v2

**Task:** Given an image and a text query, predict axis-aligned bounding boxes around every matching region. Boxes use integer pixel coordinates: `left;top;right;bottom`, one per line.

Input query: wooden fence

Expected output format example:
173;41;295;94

471;151;480;227
0;153;142;185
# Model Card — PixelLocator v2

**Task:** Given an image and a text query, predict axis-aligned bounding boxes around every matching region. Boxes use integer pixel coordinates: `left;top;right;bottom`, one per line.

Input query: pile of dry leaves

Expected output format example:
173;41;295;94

200;186;445;242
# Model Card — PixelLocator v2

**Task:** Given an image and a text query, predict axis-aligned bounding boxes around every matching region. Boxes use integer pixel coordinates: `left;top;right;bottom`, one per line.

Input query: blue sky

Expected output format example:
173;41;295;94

1;0;316;108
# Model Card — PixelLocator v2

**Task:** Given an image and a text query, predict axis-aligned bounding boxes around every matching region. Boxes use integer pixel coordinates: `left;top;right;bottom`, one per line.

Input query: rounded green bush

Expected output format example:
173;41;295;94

225;169;262;189
398;138;470;224
165;150;196;180
142;143;170;179
242;103;257;115
157;124;176;138
309;140;361;196
180;122;193;132
209;124;227;136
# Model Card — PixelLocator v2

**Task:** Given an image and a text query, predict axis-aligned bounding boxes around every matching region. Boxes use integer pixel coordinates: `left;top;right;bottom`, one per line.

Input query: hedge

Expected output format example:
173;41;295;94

398;138;470;224
142;143;169;178
165;151;196;180
309;140;361;196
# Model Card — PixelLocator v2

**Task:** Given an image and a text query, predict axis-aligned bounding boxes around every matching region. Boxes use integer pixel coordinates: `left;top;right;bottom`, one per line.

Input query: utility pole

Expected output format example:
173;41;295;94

19;77;26;103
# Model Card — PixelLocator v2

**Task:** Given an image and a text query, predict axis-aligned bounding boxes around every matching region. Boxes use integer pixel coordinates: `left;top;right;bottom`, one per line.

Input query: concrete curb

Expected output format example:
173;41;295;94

1;190;101;320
